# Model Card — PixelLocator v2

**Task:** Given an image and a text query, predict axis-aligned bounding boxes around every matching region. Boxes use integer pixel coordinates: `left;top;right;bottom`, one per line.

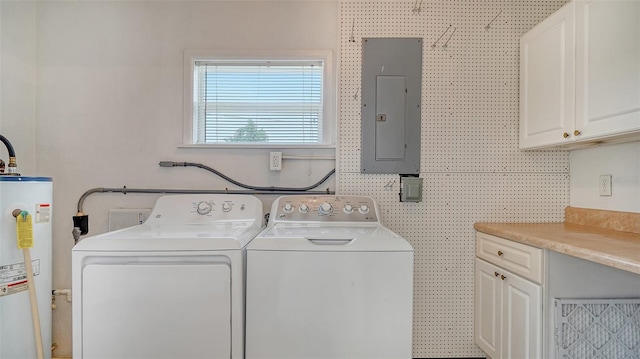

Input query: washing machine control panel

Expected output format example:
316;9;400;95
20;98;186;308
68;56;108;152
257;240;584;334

145;194;263;225
272;196;378;222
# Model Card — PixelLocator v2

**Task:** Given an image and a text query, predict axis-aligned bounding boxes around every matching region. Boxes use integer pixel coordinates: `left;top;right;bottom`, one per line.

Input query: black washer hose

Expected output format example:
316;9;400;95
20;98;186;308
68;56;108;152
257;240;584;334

0;134;16;157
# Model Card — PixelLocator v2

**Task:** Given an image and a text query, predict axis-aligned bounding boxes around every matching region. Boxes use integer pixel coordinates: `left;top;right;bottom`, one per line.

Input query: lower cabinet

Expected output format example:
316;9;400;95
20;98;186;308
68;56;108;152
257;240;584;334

476;231;640;359
475;233;542;359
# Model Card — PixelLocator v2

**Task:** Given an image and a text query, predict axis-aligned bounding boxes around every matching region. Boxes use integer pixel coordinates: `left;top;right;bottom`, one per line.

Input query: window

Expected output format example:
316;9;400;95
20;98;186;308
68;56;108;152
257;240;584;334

184;51;334;147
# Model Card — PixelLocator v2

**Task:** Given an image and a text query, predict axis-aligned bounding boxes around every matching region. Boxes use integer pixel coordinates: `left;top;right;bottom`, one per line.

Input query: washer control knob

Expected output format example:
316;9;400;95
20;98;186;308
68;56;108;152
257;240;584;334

358;204;370;215
283;203;294;213
318;202;333;215
299;204;309;214
196;201;213;215
343;204;354;214
221;203;232;212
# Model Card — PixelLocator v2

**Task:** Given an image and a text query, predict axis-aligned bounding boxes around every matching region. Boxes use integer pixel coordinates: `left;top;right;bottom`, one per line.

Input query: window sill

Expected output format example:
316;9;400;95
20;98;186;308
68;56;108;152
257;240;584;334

178;144;336;150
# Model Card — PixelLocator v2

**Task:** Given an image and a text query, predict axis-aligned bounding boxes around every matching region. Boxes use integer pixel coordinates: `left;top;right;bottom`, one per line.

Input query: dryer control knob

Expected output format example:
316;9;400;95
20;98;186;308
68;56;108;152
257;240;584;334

196;201;213;215
283;203;294;213
318;202;333;215
358;204;370;215
343;204;354;214
221;203;232;212
299;204;309;214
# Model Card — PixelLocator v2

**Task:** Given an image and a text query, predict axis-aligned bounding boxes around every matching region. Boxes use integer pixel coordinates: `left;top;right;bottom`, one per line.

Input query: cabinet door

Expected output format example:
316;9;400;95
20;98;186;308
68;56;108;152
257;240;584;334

575;0;640;139
520;2;575;149
501;269;542;359
475;259;501;359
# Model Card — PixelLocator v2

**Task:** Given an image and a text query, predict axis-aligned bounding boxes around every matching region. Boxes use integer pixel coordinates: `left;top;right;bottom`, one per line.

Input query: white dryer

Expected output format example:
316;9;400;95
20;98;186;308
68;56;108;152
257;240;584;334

72;194;263;359
245;195;414;359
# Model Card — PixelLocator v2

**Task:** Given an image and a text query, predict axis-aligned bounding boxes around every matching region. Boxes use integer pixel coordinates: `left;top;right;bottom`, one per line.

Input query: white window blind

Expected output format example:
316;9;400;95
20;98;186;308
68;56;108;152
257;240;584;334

193;60;324;144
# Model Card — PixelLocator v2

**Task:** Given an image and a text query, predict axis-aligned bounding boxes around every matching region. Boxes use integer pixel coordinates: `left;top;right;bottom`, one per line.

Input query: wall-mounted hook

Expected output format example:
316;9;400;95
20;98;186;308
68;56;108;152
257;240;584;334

354;88;359;100
349;18;356;43
484;10;502;30
442;27;457;48
412;0;423;13
432;25;452;48
384;180;397;189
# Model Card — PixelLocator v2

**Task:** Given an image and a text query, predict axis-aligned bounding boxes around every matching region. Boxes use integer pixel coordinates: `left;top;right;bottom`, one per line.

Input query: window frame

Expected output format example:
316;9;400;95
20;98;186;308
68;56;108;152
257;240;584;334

183;49;336;149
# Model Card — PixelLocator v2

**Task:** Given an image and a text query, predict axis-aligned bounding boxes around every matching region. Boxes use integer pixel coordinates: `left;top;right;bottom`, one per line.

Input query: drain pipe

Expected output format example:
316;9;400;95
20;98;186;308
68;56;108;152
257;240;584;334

0;134;20;175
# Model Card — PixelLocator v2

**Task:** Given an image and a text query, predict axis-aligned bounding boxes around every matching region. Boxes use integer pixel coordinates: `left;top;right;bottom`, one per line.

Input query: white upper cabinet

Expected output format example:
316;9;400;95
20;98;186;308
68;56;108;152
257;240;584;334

520;2;575;149
575;0;640;140
520;0;640;150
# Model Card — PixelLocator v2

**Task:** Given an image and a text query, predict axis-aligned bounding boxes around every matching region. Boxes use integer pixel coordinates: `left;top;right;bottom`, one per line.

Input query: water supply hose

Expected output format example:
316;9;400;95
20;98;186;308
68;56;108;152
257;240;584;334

0;134;16;157
0;134;19;175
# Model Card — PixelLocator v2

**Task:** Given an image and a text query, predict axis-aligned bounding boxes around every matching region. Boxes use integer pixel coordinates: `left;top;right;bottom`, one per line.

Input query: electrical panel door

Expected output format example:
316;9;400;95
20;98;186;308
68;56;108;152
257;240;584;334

361;38;422;174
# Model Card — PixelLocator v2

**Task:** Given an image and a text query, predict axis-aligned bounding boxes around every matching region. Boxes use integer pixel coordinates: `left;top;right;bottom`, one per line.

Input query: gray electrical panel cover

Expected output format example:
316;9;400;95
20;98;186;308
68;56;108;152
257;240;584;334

361;38;422;174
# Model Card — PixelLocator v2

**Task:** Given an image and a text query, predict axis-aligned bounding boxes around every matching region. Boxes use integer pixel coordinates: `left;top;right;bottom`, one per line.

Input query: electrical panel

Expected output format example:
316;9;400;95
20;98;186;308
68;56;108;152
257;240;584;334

361;38;422;174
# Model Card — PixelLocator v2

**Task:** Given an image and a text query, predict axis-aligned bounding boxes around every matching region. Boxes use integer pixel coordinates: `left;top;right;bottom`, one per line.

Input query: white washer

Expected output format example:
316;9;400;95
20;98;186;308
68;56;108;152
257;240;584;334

246;195;414;359
72;194;263;359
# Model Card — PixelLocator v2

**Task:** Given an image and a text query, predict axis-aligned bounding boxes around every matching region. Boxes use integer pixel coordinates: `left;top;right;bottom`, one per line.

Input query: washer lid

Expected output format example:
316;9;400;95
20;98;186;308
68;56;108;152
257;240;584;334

73;220;263;251
247;223;413;252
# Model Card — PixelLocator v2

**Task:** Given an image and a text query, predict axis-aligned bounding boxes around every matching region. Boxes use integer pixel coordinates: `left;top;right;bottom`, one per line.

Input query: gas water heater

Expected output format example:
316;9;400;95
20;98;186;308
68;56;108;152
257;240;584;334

1;135;53;359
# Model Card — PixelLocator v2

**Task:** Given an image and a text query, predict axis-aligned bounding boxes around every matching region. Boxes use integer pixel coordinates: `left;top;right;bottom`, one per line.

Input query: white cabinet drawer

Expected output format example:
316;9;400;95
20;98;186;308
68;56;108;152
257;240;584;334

476;232;544;284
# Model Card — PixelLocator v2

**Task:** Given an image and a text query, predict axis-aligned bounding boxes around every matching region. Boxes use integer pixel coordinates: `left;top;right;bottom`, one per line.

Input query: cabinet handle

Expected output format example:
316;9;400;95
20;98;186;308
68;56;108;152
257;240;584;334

574;130;581;136
501;275;507;280
497;250;503;256
494;272;499;277
563;132;569;138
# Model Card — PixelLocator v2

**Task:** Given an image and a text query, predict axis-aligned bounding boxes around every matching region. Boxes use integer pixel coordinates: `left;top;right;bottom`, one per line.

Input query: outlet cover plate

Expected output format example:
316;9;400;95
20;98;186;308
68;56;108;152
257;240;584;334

270;152;282;171
109;208;151;231
599;174;612;196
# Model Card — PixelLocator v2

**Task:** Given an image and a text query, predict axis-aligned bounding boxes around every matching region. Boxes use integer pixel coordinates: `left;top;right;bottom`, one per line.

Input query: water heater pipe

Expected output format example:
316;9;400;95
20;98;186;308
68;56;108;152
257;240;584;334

0;134;19;175
0;134;16;157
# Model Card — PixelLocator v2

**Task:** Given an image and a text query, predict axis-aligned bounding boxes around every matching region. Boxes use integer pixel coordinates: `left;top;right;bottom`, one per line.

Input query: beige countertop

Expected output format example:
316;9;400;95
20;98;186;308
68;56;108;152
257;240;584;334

474;221;640;275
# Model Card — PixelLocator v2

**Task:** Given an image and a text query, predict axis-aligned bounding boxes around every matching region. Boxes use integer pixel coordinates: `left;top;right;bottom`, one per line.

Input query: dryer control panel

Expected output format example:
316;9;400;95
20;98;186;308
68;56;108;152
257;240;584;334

271;196;378;223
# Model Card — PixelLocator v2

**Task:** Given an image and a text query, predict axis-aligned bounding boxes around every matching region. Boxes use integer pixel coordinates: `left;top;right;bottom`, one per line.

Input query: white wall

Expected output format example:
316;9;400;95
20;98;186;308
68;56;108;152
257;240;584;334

0;1;36;174
31;1;338;356
570;141;640;213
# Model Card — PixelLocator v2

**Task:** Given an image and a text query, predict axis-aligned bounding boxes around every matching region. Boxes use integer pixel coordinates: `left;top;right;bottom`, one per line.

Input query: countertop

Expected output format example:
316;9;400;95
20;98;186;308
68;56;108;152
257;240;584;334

474;221;640;275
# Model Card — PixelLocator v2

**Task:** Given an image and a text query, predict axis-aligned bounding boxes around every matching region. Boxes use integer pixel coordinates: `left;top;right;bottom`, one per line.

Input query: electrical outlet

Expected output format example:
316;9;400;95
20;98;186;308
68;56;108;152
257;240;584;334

109;208;151;231
599;174;612;196
270;152;282;171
